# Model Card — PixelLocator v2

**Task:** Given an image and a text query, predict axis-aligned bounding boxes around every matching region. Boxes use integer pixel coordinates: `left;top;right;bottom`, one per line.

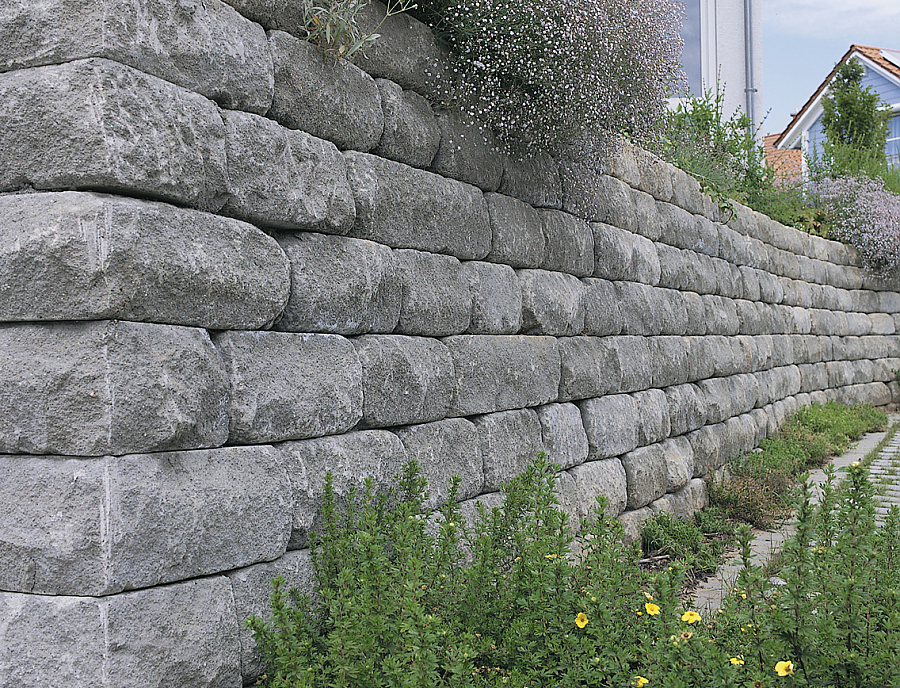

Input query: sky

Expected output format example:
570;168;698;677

762;0;900;136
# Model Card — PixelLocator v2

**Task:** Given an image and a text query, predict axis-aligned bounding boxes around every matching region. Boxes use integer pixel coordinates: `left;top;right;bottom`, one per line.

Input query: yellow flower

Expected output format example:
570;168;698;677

775;660;794;676
632;677;649;687
680;630;693;640
544;553;558;560
645;603;661;616
643;591;654;600
851;461;860;468
681;611;701;624
575;612;588;629
730;656;745;665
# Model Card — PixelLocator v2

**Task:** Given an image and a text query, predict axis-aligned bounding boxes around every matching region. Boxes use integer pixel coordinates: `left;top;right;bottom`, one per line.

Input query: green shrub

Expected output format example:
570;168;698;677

297;0;415;61
641;509;734;575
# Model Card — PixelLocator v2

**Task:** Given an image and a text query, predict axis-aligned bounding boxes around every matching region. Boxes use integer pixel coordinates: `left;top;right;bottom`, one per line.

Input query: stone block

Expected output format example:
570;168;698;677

498;150;563;209
633;148;674;201
582;278;624;336
871;313;897;335
0;192;289;329
656;242;716;294
214;332;362;444
537;403;589;470
579;394;640;459
656;201;699;251
0;447;291;595
558;337;623;401
757;269;784;304
553;469;581;528
697;375;756;425
615;336;656;392
660;436;695;493
345;151;491;259
0;59;228;211
591;222;632;281
394;418;484;509
268;30;382;151
518;269;585;336
444;335;560;416
539;210;595;276
394;249;472;336
484;192;547;268
276;233;399;334
629;234;663;287
845;312;873;336
664;383;707;436
688;423;727;478
683;336;717;381
683;292;708;335
561;168;635;226
222;110;355;233
702;294;741;336
462;261;523;334
568;458;628;520
651;479;708;521
475;409;544;491
618;507;653;546
657;289;690;336
280;430;408;548
0;321;228;457
646;336;691;388
1;0;273;113
372;78;440;168
693;216;720;257
0;578;242;688
353;335;454;427
631;389;671;446
621;444;668;510
429;109;504;191
739;266;762;301
632;187;663;241
798;363;829;393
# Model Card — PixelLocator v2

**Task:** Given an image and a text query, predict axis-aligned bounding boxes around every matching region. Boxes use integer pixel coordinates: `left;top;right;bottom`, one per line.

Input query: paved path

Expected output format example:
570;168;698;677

691;413;900;613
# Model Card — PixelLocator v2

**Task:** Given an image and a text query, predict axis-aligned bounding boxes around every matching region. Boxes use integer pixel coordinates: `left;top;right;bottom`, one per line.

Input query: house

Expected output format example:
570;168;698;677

678;0;764;128
774;45;900;173
764;133;802;186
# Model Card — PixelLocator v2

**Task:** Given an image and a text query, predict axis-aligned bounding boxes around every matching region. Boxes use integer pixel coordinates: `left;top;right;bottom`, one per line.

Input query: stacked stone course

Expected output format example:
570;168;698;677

1;1;899;685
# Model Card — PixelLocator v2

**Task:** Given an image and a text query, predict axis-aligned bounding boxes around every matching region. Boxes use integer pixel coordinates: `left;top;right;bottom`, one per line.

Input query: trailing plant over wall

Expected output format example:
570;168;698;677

300;0;416;60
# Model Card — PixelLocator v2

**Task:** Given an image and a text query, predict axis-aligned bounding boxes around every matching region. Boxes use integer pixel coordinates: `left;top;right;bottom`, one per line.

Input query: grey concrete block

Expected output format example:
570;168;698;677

702;294;741;335
579;394;639;459
629;234;663;287
582;278;625;336
0;321;227;457
845;312;873;336
394;418;484;509
353;335;454;427
558;337;623;401
617;282;670;336
561;167;634;226
462;261;523;334
656;200;699;251
394;249;472;336
567;458;628;520
0;192;289;329
631;389;671;446
646;336;691;388
688;423;728;478
631;187;663;241
656;242;716;294
0;578;242;688
633;147;674;202
498;150;563;210
607;140;641;187
798;363;829;393
484;192;547;268
697;375;757;425
444;335;560;416
591;222;632;281
537;402;589;470
660;436;695;493
539;209;595;276
621;444;668;510
280;430;408;548
276;233;399;334
739;266;762;302
518;269;585;336
0;447;291;595
373;78;440;168
222;110;355;233
757;269;784;304
0;59;228;211
430;110;504;191
664;383;707;437
652;479;708;521
616;336;656;393
683;336;717;381
475;409;544;491
871;313;897;335
269;30;382;151
214;332;362;444
0;0;273;114
693;216;721;257
683;292;708;335
345;151;491;260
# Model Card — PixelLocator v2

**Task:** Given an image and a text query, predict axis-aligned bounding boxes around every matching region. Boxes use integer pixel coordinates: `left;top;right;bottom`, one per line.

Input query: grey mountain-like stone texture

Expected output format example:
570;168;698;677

2;1;900;684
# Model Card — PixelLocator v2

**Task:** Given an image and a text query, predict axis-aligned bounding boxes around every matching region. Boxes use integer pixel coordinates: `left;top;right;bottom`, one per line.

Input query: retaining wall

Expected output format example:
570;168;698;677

2;1;900;686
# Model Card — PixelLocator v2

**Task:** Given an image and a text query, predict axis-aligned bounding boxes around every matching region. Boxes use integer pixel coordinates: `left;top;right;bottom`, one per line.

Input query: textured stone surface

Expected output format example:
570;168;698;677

345;151;491;259
394;418;484;509
591;222;660;284
665;383;707;436
0;0;274;113
580;394;640;459
0;321;228;456
621;444;668;510
394;249;472;336
484;192;547;268
373;78;440;168
568;458;628;520
0;59;228;210
214;332;363;444
651;479;707;521
268;30;382;151
631;389;671;446
444;335;561;416
537;403;589;470
475;409;544;491
518;269;585;336
276;233;399;334
618;507;654;545
0;578;242;688
0;447;291;595
539;210;594;276
582;278;625;336
222;110;355;233
280;430;408;548
0;191;289;329
661;436;695;493
354;335;454;427
499;150;563;209
558;337;623;401
429;110;504;191
462;261;523;334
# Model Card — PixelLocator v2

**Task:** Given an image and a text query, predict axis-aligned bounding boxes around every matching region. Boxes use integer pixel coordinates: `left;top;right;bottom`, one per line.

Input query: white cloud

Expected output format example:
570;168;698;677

763;0;900;40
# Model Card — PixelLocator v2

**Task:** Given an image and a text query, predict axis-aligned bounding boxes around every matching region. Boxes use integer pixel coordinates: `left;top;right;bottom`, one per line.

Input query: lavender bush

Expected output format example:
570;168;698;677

414;0;686;156
819;175;900;276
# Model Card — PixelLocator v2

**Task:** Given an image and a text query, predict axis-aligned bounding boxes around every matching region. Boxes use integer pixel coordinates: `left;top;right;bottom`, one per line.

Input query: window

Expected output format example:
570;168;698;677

681;0;702;95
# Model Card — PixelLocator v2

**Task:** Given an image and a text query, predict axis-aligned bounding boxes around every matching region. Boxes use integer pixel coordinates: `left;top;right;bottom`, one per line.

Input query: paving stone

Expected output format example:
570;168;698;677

484;192;547;268
353;335;454;427
0;446;291;595
429;109;504;191
537;402;589;470
0;321;228;457
268;30;383;152
475;409;544;491
1;0;274;113
372;78;440;169
0;191;289;329
517;269;585;336
568;458;628;520
539;209;595;276
579;394;640;460
462;261;523;334
0;59;228;211
394;249;472;336
621;443;668;510
214;332;363;444
345;151;491;260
